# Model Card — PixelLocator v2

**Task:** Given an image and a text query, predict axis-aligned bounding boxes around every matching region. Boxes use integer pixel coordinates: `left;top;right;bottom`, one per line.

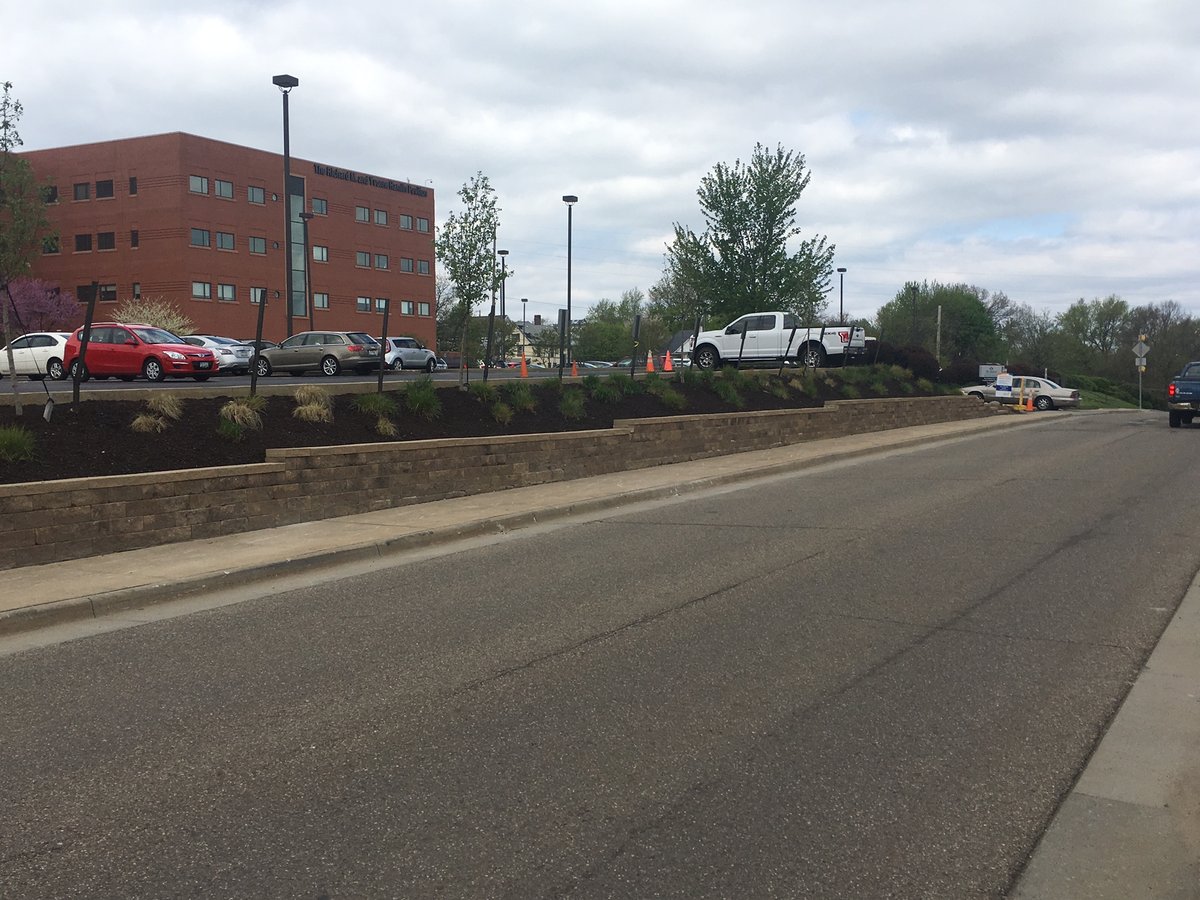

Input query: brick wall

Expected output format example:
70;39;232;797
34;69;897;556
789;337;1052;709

0;396;990;570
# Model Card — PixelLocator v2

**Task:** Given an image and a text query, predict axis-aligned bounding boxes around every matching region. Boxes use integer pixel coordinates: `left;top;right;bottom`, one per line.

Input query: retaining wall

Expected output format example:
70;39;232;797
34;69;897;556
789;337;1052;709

0;396;992;570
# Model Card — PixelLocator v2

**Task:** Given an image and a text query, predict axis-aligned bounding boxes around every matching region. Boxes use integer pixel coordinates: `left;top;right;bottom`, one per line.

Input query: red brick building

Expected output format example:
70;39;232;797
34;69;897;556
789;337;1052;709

21;132;437;347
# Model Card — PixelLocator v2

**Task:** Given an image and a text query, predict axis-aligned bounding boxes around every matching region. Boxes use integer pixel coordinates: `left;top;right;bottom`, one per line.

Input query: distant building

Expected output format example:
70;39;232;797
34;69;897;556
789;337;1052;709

20;132;437;347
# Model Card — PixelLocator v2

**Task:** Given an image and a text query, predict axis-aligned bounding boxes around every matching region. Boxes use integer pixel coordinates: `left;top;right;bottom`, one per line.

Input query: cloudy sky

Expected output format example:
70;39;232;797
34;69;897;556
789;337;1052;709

9;0;1200;326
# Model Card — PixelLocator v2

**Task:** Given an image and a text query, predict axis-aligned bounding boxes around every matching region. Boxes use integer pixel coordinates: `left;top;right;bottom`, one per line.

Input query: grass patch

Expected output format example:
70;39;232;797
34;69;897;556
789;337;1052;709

404;375;442;420
0;425;36;462
711;378;744;407
374;415;398;437
131;413;169;433
293;402;333;424
1078;390;1137;410
654;385;688;411
503;381;537;413
765;378;791;400
293;385;332;411
840;384;861;399
916;377;934;393
491;401;514;425
559;388;586;420
353;392;398;417
607;372;644;396
220;398;264;431
145;393;184;420
468;381;499;404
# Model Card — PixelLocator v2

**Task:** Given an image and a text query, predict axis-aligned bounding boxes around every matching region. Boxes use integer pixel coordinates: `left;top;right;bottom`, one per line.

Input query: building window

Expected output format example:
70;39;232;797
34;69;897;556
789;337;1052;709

189;175;208;194
356;250;370;267
418;302;431;316
312;197;327;215
97;231;116;251
132;282;142;298
130;229;139;248
95;179;114;199
250;286;265;305
217;283;236;302
190;228;211;247
375;298;389;313
42;235;60;255
73;182;90;201
374;254;388;270
400;300;414;316
313;291;329;310
74;233;92;252
399;214;412;230
417;259;430;275
129;177;138;196
248;235;266;254
42;185;59;204
356;296;371;312
248;185;265;204
192;281;212;299
355;206;369;223
416;217;429;233
99;283;117;302
400;257;414;273
215;179;234;199
216;231;235;250
312;245;328;262
374;209;388;226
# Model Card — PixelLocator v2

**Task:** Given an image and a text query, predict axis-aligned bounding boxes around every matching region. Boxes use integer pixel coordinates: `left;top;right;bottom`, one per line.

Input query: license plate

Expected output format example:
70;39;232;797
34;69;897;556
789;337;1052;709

197;361;211;369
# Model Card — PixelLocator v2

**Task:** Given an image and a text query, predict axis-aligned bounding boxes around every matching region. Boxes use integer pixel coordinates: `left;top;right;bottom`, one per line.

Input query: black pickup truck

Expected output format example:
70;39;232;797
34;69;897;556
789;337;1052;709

1167;361;1200;427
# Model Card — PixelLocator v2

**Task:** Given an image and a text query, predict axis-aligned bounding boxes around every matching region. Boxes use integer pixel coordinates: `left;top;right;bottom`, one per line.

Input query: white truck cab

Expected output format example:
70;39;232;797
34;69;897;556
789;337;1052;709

689;312;866;370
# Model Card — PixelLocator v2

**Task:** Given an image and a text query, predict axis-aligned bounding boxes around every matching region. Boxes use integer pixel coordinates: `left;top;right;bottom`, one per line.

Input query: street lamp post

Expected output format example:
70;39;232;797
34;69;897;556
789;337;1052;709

497;249;509;362
836;267;847;324
299;210;315;331
521;297;528;360
272;73;299;338
562;194;578;364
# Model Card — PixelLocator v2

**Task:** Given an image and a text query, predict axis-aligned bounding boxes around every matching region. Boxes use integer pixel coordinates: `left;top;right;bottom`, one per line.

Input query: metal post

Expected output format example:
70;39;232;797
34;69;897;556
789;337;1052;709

249;286;267;398
497;249;509;364
562;195;578;363
273;74;299;338
300;210;314;331
377;299;390;394
837;267;846;324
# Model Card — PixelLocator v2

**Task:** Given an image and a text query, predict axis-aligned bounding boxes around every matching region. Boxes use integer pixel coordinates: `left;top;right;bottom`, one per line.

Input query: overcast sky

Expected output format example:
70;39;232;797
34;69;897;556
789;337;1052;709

10;0;1200;327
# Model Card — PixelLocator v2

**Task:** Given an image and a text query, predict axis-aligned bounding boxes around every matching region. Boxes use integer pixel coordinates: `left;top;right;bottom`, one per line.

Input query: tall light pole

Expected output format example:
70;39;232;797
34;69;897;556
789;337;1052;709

562;194;578;363
836;267;847;325
497;249;509;362
521;297;528;359
272;73;299;338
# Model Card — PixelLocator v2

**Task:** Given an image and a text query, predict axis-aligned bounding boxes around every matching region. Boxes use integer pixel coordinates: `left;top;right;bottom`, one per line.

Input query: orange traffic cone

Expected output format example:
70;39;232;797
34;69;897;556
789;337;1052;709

663;351;674;373
571;361;578;377
519;352;528;378
646;352;655;373
1026;392;1034;412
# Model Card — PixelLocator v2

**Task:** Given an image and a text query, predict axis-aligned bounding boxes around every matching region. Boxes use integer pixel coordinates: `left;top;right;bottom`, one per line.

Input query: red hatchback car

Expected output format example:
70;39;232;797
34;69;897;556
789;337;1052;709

62;323;219;382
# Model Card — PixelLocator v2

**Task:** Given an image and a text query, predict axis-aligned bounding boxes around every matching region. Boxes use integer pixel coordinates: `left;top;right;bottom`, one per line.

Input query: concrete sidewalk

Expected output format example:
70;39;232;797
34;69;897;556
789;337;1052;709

2;409;1196;896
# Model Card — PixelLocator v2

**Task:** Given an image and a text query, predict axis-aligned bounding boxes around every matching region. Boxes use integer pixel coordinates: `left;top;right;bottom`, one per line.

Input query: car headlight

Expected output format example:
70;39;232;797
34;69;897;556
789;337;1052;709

164;351;186;360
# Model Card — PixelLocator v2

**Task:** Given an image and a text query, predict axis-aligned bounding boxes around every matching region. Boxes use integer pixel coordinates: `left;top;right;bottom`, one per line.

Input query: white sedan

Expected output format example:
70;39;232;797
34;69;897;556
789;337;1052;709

961;376;1080;410
180;335;257;375
0;332;71;380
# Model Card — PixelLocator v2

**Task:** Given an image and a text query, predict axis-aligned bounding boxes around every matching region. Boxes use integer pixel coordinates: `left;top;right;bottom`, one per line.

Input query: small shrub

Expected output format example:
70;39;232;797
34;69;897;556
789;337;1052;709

491;401;514;425
841;384;861;399
239;393;268;412
559;388;586;420
711;378;744;407
216;418;245;442
655;385;688;411
404;375;442;420
293;402;334;424
293;385;332;411
887;364;914;382
131;413;168;433
220;398;264;431
766;379;791;400
353;392;398;417
787;376;811;396
590;382;622;403
146;393;184;420
681;367;711;389
868;378;890;395
839;365;873;386
581;374;602;394
374;415;398;437
503;381;537;413
916;377;934;393
607;373;643;396
0;425;36;462
468;381;498;404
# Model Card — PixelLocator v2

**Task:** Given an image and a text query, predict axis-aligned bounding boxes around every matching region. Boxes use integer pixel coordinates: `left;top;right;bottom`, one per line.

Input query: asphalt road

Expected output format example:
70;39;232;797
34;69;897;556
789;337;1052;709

2;412;1196;898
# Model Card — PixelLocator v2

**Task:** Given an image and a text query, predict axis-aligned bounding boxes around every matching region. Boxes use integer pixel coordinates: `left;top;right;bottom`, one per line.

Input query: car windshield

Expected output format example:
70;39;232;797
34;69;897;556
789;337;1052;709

131;326;184;344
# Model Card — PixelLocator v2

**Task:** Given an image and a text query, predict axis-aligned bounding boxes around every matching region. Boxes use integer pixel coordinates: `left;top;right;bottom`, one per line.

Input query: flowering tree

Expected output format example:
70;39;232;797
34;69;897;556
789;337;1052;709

4;278;81;333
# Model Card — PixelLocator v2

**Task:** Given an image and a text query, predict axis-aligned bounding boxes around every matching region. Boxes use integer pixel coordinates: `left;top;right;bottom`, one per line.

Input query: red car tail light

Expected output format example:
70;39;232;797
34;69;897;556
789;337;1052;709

1169;383;1177;398
348;344;365;352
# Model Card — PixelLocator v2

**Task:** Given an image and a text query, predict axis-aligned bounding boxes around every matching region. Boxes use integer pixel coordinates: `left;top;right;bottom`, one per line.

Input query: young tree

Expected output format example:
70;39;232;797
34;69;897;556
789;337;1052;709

111;296;194;335
434;172;504;383
1;82;55;412
667;143;834;326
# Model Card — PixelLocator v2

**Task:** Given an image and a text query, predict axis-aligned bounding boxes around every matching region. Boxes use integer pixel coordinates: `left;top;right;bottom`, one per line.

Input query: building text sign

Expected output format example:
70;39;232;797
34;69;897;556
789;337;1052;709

312;164;428;197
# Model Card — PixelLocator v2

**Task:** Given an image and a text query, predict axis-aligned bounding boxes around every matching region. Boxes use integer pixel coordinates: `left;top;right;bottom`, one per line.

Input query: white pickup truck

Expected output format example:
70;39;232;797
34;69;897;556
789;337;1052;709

688;312;867;370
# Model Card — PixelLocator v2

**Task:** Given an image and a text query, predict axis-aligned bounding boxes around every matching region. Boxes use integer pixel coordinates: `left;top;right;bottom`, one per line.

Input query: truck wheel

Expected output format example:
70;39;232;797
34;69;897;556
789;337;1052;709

693;345;719;370
800;343;827;368
1169;411;1182;428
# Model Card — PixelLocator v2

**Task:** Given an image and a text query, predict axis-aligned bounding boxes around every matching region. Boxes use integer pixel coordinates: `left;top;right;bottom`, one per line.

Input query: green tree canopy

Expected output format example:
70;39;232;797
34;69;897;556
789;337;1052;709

667;142;834;326
874;280;1002;361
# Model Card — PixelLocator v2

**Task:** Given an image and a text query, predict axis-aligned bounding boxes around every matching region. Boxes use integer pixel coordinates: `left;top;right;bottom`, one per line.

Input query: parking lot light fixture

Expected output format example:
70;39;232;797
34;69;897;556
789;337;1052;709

562;195;578;363
836;267;847;324
272;74;299;338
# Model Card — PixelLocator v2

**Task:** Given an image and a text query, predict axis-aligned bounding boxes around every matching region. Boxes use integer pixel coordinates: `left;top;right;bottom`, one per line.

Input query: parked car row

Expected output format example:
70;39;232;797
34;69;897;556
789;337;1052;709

0;329;441;382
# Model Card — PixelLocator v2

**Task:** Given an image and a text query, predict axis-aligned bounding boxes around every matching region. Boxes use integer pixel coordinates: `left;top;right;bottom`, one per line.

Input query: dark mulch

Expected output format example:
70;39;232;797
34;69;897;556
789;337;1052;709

0;371;919;485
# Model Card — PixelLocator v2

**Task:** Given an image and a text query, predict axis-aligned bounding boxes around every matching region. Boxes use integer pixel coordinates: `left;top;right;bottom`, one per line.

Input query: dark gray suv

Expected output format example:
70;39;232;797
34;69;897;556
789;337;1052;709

254;331;382;377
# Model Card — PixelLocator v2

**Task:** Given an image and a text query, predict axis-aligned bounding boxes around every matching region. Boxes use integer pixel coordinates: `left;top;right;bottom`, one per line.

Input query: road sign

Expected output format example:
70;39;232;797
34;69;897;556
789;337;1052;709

1133;340;1150;357
1136;357;1147;367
